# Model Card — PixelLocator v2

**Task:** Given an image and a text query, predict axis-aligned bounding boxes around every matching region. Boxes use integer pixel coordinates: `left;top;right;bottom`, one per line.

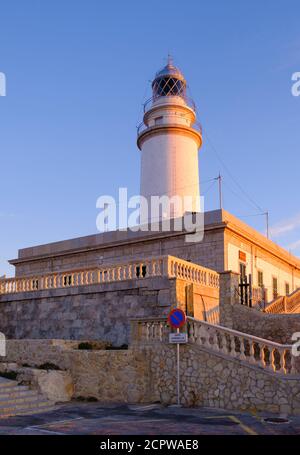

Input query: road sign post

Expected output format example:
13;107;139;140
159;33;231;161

167;308;187;407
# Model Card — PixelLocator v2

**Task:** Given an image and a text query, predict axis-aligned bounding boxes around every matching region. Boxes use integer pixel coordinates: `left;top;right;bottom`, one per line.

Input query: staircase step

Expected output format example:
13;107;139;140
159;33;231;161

0;393;46;406
0;404;57;418
0;399;55;415
0;379;18;389
0;394;50;409
0;389;39;400
0;385;31;395
0;378;59;418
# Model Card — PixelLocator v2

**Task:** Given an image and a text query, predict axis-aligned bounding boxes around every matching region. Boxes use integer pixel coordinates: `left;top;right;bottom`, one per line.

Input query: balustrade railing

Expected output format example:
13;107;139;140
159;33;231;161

265;288;300;314
188;318;296;375
137;119;202;136
132;316;298;375
0;255;219;296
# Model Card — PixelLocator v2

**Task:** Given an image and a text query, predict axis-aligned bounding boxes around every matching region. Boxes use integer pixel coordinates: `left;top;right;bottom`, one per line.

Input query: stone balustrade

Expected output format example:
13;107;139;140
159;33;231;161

0;255;219;296
265;288;300;314
131;318;170;345
132;316;298;375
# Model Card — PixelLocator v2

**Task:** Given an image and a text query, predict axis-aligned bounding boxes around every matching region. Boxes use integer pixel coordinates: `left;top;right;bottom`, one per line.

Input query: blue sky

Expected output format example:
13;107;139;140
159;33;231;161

0;0;300;276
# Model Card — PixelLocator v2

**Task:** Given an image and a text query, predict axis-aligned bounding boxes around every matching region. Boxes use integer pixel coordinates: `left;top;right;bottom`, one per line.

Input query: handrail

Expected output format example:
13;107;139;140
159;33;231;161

143;95;196;113
132;316;298;375
137;119;202;137
265;288;300;314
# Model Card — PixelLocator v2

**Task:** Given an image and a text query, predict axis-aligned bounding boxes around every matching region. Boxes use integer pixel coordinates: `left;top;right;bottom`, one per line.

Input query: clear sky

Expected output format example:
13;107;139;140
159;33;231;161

0;0;300;276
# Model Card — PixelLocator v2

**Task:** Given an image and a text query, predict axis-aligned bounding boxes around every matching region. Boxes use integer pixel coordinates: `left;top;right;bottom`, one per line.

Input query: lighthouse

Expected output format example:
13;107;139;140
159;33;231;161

137;58;202;224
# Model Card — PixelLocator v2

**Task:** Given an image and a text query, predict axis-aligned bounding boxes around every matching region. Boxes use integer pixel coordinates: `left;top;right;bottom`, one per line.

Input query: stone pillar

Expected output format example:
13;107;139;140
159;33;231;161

219;271;240;328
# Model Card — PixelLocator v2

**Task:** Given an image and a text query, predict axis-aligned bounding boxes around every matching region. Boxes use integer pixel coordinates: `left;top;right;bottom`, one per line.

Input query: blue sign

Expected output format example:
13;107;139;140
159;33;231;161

168;308;186;328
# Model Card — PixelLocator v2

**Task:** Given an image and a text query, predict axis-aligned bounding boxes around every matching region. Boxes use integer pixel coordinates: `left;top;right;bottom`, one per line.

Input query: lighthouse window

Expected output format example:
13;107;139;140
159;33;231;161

154;77;185;97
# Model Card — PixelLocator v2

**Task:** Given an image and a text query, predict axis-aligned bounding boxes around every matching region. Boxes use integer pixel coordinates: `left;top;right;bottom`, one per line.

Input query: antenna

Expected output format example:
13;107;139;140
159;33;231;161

215;173;223;210
265;211;269;239
167;53;173;66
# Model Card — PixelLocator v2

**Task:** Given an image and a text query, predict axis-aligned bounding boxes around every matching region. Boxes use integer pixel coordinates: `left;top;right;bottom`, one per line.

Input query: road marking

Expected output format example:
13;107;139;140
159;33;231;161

228;416;258;435
26;417;83;433
205;415;258;435
26;427;65;435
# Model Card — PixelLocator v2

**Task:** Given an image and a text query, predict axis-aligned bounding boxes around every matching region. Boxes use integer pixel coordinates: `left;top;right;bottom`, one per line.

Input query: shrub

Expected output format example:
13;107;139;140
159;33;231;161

0;371;18;380
76;396;98;402
105;344;128;350
38;362;61;370
78;342;93;350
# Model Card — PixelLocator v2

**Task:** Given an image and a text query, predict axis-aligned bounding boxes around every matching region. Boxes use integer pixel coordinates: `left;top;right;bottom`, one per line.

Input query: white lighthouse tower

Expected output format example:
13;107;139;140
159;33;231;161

137;58;202;224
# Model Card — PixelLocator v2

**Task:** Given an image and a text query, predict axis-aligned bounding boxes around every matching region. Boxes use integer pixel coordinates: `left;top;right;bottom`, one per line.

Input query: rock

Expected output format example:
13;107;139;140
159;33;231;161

34;370;74;402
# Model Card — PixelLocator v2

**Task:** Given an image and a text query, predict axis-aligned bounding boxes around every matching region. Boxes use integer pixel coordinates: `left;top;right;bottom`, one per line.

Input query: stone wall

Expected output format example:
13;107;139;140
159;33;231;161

0;277;175;345
145;343;300;415
0;340;149;403
219;271;300;344
67;349;150;402
1;339;150;403
2;337;300;414
0;273;220;344
13;218;225;278
2;339;108;370
231;306;300;344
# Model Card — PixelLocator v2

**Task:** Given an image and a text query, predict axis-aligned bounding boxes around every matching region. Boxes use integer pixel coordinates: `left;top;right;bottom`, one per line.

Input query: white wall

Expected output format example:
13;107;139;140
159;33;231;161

140;132;200;223
227;241;300;300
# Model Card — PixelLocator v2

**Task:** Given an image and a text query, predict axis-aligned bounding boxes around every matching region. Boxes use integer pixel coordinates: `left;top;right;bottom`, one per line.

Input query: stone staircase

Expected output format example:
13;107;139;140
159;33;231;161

0;377;56;418
265;288;300;314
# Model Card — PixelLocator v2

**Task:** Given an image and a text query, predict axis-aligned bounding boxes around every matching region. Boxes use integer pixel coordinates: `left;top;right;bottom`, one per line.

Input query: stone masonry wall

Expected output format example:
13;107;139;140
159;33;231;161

66;349;150;403
145;343;300;415
2;339;108;370
0;277;176;345
231;305;300;344
0;340;150;403
14;228;225;277
2;338;300;414
219;271;300;344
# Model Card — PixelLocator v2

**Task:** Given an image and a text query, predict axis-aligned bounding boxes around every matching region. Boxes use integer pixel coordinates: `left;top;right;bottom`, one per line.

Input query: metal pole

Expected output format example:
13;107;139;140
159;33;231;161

266;211;269;239
176;327;180;406
216;173;223;210
219;173;223;210
214;173;223;210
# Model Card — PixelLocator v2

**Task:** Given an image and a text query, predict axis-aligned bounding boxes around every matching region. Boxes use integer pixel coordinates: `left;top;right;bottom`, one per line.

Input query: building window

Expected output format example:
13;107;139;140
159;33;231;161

239;263;246;282
272;277;278;300
155;116;163;125
257;270;264;288
285;282;290;296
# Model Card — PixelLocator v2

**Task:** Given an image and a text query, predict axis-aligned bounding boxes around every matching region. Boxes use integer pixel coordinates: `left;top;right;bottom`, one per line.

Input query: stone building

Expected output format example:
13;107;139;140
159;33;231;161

0;59;300;416
8;208;300;301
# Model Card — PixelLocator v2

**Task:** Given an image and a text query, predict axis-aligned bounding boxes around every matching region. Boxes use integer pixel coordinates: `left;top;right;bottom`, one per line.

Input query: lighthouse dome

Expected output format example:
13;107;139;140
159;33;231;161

152;58;187;99
154;61;185;81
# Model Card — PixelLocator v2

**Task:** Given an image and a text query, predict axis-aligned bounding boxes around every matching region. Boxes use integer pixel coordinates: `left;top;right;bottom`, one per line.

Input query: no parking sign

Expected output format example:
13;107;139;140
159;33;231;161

167;308;187;407
168;308;186;329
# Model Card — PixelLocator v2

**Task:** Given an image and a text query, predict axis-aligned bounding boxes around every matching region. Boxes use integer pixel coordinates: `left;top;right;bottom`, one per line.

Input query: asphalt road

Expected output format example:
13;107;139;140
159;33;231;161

0;402;299;435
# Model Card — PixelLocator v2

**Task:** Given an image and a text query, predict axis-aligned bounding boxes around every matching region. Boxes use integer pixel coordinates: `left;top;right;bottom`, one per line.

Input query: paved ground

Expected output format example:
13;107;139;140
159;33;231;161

0;402;299;435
